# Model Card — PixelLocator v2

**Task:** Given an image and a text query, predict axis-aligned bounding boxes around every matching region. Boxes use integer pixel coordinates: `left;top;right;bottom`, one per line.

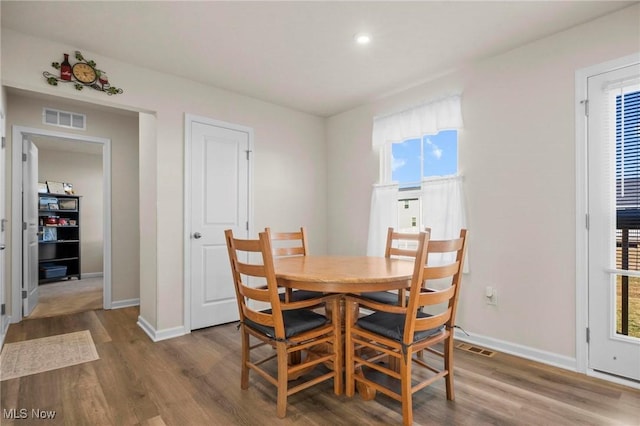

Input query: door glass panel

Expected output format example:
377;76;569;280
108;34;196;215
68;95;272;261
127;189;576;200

615;88;640;339
616;275;640;338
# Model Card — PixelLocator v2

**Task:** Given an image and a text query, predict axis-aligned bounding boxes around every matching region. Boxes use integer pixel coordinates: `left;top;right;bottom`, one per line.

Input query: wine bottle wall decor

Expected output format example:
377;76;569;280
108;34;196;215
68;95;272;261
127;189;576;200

43;51;123;95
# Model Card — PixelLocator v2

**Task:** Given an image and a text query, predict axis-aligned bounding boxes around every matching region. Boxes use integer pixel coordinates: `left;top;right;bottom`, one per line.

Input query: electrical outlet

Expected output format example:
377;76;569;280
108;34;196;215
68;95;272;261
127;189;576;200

485;286;498;306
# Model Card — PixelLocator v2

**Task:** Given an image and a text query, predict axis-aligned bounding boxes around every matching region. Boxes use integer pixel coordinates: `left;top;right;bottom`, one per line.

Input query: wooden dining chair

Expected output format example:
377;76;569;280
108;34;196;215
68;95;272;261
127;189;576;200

360;227;430;306
344;229;468;426
225;229;342;418
265;227;324;303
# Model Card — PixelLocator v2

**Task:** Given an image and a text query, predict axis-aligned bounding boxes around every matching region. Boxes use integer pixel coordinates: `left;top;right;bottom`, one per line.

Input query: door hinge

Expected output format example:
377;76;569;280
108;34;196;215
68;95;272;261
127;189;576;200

585;214;590;230
1;303;5;315
581;99;589;117
246;221;249;231
23;222;27;231
1;136;5;149
22;152;27;162
246;150;252;160
586;327;590;343
22;290;27;299
1;218;6;232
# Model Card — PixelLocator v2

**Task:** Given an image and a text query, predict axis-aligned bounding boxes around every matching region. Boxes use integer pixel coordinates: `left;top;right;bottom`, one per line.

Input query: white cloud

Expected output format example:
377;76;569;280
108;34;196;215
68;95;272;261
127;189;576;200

392;155;406;171
425;137;442;160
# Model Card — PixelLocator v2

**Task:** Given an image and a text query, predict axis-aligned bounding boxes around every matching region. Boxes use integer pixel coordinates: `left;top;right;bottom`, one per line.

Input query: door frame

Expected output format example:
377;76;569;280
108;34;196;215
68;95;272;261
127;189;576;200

183;113;254;332
0;111;7;346
11;125;112;322
575;52;640;388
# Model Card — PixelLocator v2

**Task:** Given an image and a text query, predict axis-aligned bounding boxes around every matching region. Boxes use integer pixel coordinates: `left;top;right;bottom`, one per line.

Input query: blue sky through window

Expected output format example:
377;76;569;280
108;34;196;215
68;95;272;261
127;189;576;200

392;130;458;188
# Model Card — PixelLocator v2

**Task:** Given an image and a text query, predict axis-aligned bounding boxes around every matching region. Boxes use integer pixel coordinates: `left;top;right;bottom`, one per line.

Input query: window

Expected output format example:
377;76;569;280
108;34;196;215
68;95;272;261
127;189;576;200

392;130;458;189
368;95;466;259
392;129;458;232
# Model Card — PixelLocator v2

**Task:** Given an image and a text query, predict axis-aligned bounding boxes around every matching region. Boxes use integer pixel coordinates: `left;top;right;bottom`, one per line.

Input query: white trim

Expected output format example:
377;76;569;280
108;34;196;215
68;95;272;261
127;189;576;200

587;369;640;390
454;330;576;372
111;298;140;309
11;126;113;322
82;272;104;279
137;315;187;342
575;52;640;378
182;114;254;333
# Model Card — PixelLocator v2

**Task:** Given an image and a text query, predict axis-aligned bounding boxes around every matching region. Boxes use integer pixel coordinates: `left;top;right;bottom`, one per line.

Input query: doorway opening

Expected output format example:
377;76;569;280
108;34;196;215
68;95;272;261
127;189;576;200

11;126;112;322
30;134;105;319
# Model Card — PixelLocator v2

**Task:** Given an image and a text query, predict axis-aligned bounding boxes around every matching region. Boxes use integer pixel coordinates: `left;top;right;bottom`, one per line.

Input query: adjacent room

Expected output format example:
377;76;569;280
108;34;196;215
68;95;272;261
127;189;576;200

0;2;638;425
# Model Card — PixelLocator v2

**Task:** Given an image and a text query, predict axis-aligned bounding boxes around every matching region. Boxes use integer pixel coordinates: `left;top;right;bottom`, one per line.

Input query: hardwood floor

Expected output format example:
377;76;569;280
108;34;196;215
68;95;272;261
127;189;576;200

27;277;102;320
1;307;639;425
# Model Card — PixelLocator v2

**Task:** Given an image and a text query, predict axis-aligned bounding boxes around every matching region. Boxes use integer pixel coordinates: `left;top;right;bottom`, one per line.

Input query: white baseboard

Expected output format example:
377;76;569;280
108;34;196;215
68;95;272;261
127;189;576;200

587;369;640;390
111;298;140;309
454;329;577;372
137;315;188;342
82;272;104;279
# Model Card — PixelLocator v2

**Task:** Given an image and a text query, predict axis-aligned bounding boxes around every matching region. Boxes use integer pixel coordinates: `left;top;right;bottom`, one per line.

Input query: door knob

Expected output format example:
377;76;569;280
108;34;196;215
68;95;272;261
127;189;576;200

0;244;5;250
193;232;202;239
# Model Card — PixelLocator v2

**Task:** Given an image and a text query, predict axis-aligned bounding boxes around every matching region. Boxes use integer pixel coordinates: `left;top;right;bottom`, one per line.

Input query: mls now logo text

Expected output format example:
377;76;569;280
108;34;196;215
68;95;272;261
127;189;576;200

3;408;57;419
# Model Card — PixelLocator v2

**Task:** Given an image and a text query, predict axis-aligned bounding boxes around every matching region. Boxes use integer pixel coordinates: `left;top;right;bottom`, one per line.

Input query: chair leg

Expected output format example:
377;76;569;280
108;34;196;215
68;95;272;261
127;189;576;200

444;335;455;401
400;349;413;426
344;299;355;397
331;297;343;395
241;327;250;390
276;342;289;418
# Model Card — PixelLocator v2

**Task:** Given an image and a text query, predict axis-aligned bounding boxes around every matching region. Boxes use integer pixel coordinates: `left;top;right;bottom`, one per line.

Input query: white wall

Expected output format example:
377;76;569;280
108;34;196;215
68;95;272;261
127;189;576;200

1;29;327;332
327;5;640;360
38;149;103;274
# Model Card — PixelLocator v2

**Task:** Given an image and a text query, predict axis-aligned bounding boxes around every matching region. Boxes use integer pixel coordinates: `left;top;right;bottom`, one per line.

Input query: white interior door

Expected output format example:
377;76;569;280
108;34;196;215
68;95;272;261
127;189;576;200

588;62;640;381
22;138;39;316
188;117;251;330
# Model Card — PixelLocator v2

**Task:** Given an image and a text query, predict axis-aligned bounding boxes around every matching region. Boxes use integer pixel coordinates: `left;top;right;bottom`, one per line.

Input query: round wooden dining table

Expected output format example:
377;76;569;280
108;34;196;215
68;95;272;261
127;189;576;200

274;255;415;399
273;255;415;293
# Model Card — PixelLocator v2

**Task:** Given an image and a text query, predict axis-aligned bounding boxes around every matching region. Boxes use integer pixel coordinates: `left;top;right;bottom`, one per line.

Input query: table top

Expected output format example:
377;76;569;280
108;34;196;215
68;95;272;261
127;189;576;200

274;255;415;293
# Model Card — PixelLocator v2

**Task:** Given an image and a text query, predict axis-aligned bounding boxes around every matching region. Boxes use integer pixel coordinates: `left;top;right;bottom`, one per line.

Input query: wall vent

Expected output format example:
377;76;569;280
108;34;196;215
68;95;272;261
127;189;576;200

456;343;496;357
43;108;86;130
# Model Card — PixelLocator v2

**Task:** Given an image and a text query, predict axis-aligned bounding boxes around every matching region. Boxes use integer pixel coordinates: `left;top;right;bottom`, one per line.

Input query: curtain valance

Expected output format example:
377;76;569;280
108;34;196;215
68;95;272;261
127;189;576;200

372;95;463;148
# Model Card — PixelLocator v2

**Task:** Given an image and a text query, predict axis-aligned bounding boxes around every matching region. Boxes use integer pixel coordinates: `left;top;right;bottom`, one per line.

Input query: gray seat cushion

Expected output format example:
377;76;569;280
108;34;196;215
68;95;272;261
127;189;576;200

356;311;444;343
244;309;328;339
278;290;324;302
360;291;403;305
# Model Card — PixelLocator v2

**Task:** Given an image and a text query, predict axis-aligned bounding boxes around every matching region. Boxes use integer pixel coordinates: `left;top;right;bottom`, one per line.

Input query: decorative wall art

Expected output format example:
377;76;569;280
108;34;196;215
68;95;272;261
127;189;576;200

46;181;66;194
43;51;123;95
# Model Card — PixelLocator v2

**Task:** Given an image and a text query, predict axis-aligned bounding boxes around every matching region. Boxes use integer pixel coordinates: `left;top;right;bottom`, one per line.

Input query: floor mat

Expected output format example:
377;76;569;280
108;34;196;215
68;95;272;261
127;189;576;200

1;330;99;380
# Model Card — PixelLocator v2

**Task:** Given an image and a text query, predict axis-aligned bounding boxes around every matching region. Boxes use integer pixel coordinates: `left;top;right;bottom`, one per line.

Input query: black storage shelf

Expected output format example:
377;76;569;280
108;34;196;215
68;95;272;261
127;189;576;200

38;194;81;283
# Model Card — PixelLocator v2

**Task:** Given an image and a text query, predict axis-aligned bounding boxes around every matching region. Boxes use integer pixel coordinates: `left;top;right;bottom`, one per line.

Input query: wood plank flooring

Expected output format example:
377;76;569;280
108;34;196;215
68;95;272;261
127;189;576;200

1;307;639;425
27;277;102;320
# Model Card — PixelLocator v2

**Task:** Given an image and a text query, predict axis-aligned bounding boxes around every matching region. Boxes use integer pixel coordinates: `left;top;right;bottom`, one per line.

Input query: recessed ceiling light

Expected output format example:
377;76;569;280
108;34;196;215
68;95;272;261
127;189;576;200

355;33;371;45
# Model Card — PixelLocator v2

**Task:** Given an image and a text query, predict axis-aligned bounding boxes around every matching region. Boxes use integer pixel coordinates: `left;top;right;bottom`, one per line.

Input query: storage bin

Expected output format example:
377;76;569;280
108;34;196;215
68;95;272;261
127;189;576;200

40;264;67;279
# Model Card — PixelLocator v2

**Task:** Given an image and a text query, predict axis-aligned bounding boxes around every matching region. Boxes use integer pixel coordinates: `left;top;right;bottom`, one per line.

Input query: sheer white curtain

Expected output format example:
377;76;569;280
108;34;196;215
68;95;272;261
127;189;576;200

367;94;467;263
367;183;398;256
421;175;469;271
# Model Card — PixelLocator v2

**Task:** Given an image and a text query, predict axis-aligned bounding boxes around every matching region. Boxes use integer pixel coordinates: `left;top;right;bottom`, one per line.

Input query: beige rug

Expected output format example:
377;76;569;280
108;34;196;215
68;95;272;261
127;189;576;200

0;330;99;381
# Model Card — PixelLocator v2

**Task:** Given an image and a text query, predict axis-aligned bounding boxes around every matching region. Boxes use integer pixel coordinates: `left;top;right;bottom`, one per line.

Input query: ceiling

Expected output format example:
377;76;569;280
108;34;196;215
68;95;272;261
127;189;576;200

1;1;636;117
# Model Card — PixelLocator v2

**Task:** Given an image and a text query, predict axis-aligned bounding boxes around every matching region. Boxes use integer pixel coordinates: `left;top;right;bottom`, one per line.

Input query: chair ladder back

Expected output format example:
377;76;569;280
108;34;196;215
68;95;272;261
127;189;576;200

265;226;308;257
404;229;468;342
225;229;286;337
385;227;425;259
